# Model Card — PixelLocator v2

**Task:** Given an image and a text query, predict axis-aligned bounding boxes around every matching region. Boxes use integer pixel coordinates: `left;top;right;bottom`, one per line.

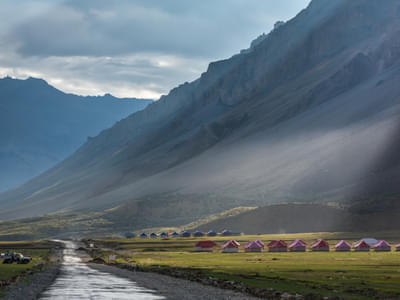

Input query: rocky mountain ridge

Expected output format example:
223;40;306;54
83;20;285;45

0;77;151;192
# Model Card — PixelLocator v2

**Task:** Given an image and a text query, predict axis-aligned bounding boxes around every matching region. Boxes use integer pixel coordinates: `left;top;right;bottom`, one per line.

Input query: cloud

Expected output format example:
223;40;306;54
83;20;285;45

0;0;310;98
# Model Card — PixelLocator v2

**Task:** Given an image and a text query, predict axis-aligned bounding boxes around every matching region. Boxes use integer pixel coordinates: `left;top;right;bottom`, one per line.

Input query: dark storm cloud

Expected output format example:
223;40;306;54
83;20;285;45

0;0;310;98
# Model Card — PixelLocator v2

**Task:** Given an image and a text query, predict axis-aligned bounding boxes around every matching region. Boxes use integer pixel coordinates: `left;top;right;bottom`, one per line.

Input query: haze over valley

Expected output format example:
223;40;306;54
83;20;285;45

0;77;151;192
0;0;399;236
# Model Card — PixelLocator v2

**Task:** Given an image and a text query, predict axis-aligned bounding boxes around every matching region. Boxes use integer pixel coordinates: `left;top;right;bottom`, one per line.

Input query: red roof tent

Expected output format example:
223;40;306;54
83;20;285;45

222;240;240;248
195;241;217;248
373;240;391;252
335;240;351;251
268;240;287;252
221;240;240;253
244;241;264;252
288;239;307;252
311;239;330;251
353;240;370;251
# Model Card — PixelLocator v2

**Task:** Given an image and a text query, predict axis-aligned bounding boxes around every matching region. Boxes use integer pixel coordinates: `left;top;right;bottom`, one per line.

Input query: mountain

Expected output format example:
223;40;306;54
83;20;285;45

0;77;152;192
1;0;400;231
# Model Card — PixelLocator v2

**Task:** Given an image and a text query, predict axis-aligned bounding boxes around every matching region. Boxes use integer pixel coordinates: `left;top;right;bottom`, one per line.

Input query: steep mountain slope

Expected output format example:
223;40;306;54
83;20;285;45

1;0;400;230
0;77;151;192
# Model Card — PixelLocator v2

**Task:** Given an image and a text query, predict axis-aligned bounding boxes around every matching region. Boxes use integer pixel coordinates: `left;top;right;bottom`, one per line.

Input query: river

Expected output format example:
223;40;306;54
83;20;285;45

40;241;164;300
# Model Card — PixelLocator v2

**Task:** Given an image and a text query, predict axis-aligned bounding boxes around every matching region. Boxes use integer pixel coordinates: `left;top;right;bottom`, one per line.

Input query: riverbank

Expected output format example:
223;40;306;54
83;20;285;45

90;263;259;300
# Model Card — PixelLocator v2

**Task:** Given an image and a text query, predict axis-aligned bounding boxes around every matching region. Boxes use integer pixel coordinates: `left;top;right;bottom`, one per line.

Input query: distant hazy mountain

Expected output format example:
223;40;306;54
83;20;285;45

0;77;151;192
1;0;400;230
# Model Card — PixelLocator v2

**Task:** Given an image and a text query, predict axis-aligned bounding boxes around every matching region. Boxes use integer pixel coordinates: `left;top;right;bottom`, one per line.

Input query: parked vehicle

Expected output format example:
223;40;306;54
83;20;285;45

1;251;31;264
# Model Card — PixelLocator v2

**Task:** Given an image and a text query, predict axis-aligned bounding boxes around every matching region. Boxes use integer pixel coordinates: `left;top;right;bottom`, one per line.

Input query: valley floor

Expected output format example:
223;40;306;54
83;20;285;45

89;231;400;300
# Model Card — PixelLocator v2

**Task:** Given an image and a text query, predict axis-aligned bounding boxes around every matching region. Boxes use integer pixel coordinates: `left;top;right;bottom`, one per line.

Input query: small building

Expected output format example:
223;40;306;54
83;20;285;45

245;241;264;252
395;244;400;251
268;240;287;252
180;231;191;237
373;240;391;252
193;231;204;237
221;230;233;236
207;230;217;237
310;239;330;252
353;240;370;252
335;240;351;252
160;232;168;238
150;232;158;238
194;240;217;252
171;232;179;238
221;240;240;253
140;232;148;239
288;239;307;252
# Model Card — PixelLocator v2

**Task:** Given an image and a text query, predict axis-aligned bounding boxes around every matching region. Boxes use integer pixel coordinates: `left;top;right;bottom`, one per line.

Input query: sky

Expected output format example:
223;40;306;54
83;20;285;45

0;0;310;99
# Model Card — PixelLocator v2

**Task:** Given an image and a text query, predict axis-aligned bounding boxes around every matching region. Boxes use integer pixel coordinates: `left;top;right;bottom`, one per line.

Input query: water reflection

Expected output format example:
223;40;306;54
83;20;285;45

40;241;164;300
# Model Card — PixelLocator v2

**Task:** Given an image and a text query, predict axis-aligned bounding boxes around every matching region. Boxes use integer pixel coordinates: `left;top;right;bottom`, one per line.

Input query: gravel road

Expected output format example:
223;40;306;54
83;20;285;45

90;264;259;300
1;264;60;300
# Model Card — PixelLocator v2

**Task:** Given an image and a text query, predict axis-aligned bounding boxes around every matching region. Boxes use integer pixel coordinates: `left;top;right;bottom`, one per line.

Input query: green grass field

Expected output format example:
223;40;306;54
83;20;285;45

92;231;400;299
0;240;57;296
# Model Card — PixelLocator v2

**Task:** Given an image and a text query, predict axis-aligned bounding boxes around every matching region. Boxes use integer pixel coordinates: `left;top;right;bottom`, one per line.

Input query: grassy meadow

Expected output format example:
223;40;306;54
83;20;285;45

92;231;400;299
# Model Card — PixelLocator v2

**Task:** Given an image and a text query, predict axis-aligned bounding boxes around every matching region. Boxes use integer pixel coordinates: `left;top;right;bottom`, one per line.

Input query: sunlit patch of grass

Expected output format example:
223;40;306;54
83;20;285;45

93;232;400;299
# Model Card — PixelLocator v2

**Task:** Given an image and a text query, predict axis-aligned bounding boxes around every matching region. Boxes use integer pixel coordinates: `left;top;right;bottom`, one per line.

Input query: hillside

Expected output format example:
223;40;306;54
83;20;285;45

0;77;151;192
193;203;400;234
1;0;400;231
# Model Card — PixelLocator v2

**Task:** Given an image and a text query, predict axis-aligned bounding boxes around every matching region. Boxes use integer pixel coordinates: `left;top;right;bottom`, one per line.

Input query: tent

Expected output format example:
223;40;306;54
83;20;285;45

207;230;217;237
310;239;330;252
160;232;168;238
193;231;204;237
335;240;351;252
180;231;191;237
171;232;179;238
245;241;264;252
288;239;307;252
221;230;233;236
123;232;136;238
194;241;217;252
353;240;370;252
373;240;391;252
140;232;148;239
221;240;240;253
268;240;287;252
396;244;400;252
150;232;158;238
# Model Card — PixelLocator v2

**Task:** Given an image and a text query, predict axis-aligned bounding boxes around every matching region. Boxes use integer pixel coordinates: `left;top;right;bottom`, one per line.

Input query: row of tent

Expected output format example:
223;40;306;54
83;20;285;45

138;230;239;238
193;239;400;253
